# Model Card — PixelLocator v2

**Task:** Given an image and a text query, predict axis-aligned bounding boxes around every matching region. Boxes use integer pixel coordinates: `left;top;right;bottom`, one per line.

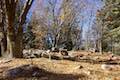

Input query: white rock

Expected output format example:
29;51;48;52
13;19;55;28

89;48;96;53
46;50;50;54
101;64;112;71
84;70;91;75
75;65;83;70
23;49;29;54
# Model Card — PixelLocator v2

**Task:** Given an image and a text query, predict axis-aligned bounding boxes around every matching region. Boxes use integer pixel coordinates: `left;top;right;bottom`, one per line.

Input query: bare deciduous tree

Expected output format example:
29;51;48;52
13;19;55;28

5;0;34;58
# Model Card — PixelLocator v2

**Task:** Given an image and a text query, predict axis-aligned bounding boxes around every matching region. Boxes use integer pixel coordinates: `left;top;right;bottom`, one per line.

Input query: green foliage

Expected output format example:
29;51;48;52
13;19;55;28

98;0;120;53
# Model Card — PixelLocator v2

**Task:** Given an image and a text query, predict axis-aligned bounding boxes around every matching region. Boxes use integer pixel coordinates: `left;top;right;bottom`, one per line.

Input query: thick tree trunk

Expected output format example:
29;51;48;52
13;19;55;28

7;24;23;58
5;0;16;58
0;0;7;57
6;24;23;58
0;20;7;57
5;0;34;58
14;25;23;58
1;33;7;57
7;24;16;58
7;33;15;58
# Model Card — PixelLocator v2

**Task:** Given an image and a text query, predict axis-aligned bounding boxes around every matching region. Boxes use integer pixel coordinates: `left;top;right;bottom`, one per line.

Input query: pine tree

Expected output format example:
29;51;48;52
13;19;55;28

96;0;120;54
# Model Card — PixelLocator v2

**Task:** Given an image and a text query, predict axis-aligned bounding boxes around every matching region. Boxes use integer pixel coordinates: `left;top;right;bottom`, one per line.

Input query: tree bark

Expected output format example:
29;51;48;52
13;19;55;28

5;0;16;58
0;33;7;57
14;25;23;58
99;39;102;54
4;0;34;58
7;27;16;58
0;0;7;57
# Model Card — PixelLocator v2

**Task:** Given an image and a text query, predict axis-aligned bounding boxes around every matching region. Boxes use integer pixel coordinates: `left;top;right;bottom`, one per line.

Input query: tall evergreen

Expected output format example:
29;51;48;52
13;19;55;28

97;0;120;54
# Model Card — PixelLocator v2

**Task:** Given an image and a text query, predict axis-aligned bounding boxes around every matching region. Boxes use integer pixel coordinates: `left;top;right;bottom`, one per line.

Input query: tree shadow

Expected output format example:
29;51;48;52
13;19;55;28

1;64;88;80
0;65;11;79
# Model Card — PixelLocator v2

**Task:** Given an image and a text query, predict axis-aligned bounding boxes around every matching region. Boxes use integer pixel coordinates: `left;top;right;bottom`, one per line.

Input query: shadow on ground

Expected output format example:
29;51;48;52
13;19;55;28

1;64;88;80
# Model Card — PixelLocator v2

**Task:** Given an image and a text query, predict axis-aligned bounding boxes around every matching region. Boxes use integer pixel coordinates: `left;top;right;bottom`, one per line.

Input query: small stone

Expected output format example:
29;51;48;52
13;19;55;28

79;65;83;69
101;64;112;71
84;70;91;75
75;65;83;70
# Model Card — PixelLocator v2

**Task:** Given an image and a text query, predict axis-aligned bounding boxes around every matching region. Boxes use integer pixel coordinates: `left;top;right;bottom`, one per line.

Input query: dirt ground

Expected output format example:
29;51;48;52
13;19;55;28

0;51;120;80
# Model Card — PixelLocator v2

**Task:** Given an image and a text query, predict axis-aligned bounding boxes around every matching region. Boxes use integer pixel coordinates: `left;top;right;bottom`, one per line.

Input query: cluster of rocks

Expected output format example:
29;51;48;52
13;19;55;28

23;48;69;59
89;48;96;53
23;49;45;58
89;48;100;53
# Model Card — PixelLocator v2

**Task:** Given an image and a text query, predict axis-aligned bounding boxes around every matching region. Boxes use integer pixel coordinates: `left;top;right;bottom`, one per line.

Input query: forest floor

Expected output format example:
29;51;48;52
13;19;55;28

0;51;120;80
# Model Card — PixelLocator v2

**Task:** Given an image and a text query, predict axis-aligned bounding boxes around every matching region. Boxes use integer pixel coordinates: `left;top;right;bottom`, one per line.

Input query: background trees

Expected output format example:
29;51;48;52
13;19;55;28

92;0;120;54
1;0;119;58
31;0;85;50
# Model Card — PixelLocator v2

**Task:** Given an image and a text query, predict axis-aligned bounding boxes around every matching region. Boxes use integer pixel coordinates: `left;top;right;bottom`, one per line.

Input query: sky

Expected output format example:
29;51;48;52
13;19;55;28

27;0;103;39
81;0;103;39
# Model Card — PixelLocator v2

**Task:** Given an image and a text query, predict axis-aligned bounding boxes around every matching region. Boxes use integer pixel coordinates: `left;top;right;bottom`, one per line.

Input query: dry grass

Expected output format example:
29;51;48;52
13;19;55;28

0;51;120;80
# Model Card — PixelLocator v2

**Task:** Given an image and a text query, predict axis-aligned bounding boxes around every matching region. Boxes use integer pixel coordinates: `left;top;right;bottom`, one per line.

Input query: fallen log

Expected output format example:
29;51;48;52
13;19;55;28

41;52;75;61
41;53;61;60
41;53;120;65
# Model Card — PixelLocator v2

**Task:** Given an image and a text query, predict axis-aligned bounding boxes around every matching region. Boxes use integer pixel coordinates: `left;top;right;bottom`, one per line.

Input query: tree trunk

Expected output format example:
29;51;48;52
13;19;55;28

14;25;23;58
7;24;23;58
5;0;34;58
111;38;114;54
99;39;102;54
0;0;7;57
7;23;16;58
7;33;15;58
1;33;7;57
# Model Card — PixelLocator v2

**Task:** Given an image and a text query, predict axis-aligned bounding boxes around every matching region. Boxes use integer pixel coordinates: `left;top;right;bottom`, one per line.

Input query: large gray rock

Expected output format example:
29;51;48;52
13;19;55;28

23;49;45;58
33;49;45;58
59;48;68;56
89;48;96;53
51;47;59;52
